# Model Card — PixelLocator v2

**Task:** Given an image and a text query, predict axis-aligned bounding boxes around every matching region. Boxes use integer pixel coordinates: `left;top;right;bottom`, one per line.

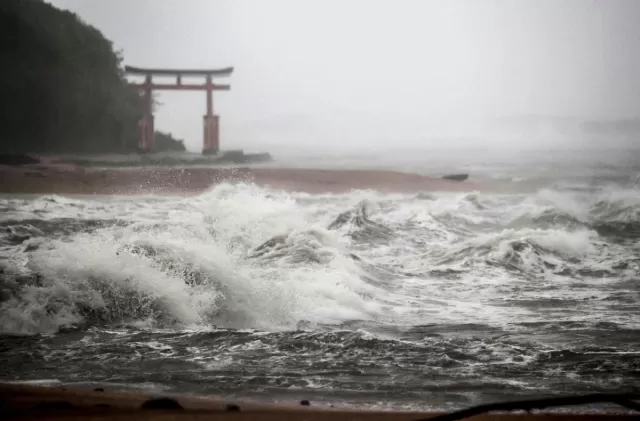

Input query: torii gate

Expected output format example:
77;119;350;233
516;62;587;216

124;65;233;155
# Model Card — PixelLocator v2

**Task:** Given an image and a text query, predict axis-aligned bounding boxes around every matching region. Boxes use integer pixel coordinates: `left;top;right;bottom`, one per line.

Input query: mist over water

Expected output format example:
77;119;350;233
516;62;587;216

1;149;639;410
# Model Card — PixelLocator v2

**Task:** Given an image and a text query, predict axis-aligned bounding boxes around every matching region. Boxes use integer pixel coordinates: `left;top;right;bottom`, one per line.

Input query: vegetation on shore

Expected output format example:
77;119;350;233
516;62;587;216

155;131;186;152
0;0;182;154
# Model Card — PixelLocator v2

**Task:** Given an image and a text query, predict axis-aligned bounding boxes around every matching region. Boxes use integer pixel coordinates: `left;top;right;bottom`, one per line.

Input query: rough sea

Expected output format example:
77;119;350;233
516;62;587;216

1;148;639;412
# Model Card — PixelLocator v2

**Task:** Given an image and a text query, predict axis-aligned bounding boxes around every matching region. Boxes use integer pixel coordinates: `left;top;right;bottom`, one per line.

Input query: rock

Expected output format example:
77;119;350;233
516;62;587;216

140;398;183;410
0;154;40;166
226;404;241;412
442;173;469;182
219;150;273;164
36;401;75;410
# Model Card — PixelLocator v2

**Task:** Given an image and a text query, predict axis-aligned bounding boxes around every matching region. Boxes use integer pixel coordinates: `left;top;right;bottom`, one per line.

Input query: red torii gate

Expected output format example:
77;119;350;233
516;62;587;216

124;65;233;155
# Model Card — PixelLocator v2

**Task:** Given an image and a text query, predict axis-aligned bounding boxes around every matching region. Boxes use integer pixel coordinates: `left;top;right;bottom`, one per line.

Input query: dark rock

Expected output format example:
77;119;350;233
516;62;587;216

94;403;111;408
243;152;272;163
442;173;469;182
219;150;273;164
220;150;245;162
300;400;310;406
0;154;39;166
36;401;75;409
140;397;183;410
226;404;241;412
94;388;104;392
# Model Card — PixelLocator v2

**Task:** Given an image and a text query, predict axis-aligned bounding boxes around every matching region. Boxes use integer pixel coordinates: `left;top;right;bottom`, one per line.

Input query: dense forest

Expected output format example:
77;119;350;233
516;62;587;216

0;0;184;154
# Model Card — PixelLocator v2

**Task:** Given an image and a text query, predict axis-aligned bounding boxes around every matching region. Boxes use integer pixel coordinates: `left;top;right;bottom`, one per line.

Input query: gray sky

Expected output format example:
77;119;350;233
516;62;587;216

48;0;640;152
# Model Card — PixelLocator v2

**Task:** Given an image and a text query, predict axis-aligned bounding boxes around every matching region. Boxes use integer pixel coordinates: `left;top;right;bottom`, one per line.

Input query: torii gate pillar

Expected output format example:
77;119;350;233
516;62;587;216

202;75;219;155
124;66;233;155
202;115;219;155
138;75;155;151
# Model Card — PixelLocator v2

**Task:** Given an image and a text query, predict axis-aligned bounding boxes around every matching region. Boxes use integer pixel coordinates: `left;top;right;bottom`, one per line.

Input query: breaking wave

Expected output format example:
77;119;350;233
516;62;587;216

1;182;639;336
1;168;640;411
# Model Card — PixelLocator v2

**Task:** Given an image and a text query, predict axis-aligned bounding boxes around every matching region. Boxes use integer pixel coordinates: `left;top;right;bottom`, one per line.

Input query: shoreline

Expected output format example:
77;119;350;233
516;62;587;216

0;165;488;196
1;383;635;420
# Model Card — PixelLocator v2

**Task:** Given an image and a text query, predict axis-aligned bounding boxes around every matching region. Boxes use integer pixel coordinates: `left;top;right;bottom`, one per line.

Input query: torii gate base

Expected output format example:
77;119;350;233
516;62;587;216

138;114;154;153
202;115;219;155
125;65;233;155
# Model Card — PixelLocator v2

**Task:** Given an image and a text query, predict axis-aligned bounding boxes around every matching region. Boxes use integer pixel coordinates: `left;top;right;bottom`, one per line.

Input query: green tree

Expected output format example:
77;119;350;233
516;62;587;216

0;0;143;153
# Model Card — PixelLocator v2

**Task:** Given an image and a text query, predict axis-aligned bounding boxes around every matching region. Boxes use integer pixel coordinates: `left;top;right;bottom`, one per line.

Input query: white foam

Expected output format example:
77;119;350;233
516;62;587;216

1;180;638;334
0;184;383;334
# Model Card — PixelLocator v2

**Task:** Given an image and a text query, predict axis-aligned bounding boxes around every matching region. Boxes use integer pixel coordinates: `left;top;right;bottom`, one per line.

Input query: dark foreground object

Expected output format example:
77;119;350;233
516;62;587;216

0;154;40;166
442;173;469;182
0;384;636;421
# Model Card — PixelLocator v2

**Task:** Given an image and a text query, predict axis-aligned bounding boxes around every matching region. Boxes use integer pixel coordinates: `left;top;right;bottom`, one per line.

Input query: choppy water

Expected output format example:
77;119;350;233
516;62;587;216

1;150;639;411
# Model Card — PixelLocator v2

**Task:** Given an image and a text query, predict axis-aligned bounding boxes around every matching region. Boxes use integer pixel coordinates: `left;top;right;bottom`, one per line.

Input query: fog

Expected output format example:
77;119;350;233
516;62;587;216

48;0;640;153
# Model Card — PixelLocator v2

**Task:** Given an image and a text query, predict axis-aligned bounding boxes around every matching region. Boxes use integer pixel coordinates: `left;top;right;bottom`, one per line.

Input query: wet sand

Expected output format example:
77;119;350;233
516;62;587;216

0;165;486;195
0;384;634;421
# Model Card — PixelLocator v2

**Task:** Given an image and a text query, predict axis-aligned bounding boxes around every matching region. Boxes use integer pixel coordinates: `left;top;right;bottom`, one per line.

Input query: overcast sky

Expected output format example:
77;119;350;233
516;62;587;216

48;0;640;152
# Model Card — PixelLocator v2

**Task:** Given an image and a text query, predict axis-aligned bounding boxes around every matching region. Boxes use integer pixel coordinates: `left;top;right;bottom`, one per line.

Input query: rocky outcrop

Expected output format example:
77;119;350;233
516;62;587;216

442;173;469;182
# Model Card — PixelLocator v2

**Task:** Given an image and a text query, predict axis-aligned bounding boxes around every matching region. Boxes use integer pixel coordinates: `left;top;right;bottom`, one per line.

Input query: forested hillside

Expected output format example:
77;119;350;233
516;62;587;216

0;0;183;153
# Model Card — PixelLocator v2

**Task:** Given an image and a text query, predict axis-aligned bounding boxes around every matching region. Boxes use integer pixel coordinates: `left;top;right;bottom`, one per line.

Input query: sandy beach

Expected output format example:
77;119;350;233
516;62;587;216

1;383;635;420
0;164;484;195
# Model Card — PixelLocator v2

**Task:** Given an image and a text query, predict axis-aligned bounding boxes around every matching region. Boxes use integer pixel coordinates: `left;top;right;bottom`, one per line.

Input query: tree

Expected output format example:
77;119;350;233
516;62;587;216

0;0;144;153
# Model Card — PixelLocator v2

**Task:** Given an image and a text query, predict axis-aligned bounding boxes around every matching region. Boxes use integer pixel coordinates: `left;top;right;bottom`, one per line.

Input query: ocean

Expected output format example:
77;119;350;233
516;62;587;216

1;148;639;412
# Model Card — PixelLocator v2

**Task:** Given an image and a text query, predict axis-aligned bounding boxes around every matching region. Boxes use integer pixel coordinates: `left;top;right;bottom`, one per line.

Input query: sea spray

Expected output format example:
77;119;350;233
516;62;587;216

1;184;387;334
0;179;639;410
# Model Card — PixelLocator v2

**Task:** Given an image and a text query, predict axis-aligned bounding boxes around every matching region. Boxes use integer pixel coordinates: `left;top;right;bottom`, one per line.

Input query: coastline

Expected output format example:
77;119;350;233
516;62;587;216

1;383;635;420
0;165;487;196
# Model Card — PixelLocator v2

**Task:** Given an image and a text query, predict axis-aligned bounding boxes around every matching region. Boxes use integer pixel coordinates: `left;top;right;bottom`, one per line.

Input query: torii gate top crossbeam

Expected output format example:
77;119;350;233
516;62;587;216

124;66;234;77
